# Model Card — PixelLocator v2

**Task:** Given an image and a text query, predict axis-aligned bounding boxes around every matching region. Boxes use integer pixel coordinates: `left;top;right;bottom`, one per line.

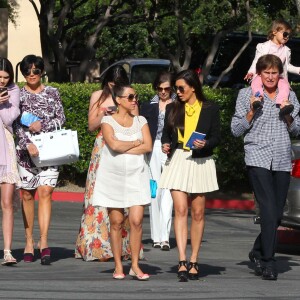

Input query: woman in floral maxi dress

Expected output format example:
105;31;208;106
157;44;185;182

75;66;143;261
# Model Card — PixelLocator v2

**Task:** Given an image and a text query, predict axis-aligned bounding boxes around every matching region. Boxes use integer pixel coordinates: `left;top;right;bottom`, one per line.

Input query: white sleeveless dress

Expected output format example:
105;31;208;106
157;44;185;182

92;116;151;208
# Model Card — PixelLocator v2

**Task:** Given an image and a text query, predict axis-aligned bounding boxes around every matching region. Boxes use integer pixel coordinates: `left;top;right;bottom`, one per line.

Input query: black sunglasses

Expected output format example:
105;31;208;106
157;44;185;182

282;31;290;38
157;87;171;93
23;68;42;77
118;94;139;102
174;86;185;93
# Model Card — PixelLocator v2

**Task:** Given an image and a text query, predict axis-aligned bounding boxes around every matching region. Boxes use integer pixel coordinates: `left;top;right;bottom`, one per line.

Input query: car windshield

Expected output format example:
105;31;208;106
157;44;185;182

130;65;170;84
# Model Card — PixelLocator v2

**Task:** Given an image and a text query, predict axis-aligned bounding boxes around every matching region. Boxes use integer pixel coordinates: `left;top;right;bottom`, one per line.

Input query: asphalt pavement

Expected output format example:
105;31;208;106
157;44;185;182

0;201;300;299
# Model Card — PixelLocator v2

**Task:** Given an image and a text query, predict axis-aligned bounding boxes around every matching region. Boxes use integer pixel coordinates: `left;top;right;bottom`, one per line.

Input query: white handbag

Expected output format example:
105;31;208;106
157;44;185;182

29;122;79;167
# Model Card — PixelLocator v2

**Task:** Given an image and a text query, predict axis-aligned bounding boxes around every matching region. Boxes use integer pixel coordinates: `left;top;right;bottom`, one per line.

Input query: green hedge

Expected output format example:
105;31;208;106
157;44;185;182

17;83;300;191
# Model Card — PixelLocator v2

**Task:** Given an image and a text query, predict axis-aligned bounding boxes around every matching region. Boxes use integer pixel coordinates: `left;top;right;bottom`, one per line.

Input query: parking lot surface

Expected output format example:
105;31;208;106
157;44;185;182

1;201;300;299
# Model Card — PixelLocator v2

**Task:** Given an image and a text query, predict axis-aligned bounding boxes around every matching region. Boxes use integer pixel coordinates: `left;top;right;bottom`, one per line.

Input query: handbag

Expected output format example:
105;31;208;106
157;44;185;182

29;122;80;167
146;155;157;199
150;178;158;198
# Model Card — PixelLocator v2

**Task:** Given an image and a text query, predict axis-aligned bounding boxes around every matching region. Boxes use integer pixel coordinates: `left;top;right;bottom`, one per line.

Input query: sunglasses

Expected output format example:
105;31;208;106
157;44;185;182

157;87;171;93
118;94;139;102
23;68;42;77
282;31;290;38
175;86;185;93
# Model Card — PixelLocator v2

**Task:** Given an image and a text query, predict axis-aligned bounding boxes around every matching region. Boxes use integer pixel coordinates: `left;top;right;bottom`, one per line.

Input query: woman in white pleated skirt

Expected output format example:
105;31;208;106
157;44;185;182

159;69;220;282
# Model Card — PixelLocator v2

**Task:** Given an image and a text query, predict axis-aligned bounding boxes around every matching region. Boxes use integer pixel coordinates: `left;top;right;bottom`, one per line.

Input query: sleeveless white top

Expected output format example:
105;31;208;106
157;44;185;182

92;116;151;208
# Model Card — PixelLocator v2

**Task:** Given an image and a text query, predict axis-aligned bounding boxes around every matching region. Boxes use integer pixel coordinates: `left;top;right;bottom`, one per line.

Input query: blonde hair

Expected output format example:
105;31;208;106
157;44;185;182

267;19;292;40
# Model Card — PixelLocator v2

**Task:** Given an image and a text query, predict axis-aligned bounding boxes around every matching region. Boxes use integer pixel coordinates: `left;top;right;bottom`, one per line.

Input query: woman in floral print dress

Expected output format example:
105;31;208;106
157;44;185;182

14;55;66;265
75;66;143;261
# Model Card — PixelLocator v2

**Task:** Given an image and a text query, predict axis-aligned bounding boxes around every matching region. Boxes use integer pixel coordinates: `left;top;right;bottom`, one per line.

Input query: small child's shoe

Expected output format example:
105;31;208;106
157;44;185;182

279;104;294;117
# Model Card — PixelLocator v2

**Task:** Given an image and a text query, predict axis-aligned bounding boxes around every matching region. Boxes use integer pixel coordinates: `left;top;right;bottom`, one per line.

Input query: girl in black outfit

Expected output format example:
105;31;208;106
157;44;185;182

159;69;220;281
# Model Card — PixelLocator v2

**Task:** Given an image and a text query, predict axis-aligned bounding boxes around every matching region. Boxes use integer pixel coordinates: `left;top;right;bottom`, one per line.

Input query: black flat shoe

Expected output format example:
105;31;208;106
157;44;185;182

252;100;263;110
177;260;188;282
279;104;294;117
262;266;277;281
249;250;262;276
188;262;199;280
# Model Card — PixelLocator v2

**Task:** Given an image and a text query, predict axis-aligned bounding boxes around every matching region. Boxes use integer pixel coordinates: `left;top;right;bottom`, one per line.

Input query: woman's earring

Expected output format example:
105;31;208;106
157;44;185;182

116;106;119;113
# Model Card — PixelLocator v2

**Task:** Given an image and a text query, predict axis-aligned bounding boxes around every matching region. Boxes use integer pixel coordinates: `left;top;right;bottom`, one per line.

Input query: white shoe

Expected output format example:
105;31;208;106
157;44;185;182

152;242;161;249
161;241;170;251
2;250;17;266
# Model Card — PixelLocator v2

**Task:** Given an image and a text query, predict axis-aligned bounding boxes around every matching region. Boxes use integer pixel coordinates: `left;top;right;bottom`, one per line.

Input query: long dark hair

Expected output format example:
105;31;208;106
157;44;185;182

96;65;129;107
0;57;14;86
166;69;206;135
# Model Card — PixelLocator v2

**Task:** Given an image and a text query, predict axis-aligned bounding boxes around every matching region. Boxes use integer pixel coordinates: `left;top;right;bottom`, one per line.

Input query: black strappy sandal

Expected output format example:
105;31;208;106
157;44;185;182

188;262;199;280
178;260;188;282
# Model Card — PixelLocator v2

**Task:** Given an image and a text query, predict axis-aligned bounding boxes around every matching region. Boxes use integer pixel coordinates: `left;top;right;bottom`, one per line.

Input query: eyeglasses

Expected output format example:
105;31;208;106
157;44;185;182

157;87;171;93
175;86;185;93
117;94;139;102
23;68;42;77
282;31;290;38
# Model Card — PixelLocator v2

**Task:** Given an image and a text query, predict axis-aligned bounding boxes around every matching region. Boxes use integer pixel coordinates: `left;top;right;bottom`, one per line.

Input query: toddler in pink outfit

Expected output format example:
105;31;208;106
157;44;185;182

245;19;300;115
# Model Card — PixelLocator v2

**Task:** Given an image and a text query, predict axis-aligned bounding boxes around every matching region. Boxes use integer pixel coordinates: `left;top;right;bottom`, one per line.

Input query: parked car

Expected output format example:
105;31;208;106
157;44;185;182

97;58;172;84
281;141;300;229
253;141;300;229
204;32;300;88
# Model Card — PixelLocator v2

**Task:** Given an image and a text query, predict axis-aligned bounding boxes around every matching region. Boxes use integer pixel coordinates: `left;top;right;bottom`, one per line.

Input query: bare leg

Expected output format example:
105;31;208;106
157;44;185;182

108;208;124;274
37;185;54;250
21;189;36;253
128;205;145;275
189;194;206;274
1;183;15;251
171;190;188;272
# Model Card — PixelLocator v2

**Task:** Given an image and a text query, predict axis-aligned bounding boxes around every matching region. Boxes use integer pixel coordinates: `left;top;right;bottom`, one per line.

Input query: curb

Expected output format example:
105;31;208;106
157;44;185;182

36;191;84;203
47;191;255;210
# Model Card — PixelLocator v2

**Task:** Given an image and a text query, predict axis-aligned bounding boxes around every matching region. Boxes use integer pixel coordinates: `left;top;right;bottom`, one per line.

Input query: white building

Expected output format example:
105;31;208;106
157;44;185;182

8;1;42;82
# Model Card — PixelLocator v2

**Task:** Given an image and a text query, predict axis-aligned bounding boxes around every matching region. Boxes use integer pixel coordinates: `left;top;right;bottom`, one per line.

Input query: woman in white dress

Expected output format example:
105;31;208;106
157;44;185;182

92;84;152;280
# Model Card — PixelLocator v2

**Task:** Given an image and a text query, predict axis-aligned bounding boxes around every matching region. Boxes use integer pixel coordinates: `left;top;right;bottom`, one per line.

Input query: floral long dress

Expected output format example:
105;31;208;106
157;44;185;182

75;131;144;261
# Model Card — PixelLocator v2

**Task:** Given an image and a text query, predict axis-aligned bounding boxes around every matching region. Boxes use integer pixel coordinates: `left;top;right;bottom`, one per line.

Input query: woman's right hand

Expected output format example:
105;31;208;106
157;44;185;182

0;91;9;104
161;143;170;154
27;143;39;157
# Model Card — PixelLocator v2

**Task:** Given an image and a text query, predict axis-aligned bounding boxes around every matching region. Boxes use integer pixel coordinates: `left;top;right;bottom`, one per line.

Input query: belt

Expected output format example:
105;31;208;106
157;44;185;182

177;143;191;151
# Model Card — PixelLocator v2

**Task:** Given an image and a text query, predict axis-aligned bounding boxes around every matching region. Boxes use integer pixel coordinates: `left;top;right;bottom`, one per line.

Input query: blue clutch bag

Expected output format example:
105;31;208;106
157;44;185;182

150;179;157;198
20;111;41;127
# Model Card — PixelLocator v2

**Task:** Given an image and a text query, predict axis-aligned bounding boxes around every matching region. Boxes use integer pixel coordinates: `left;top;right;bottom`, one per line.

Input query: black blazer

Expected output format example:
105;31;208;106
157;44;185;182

161;101;221;158
139;101;159;144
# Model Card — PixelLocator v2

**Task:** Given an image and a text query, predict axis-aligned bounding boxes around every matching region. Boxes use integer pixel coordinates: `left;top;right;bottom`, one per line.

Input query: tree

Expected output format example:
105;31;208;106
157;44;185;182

27;0;300;83
0;0;19;25
29;0;146;82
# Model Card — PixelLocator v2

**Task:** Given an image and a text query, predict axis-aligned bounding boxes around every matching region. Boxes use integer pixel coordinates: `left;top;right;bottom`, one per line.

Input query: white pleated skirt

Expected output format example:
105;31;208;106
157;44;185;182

159;149;219;194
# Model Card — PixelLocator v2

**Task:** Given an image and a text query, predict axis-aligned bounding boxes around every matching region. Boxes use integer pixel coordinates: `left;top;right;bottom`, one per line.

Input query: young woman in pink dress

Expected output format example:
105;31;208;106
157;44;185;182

0;57;21;265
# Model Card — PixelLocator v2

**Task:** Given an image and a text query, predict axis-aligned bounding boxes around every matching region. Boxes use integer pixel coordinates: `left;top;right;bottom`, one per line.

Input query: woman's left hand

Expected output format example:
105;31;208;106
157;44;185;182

193;139;206;149
29;120;42;133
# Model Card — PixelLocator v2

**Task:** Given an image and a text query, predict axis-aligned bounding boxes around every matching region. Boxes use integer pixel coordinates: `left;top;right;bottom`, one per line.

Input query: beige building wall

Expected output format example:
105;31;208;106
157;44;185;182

8;1;42;82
